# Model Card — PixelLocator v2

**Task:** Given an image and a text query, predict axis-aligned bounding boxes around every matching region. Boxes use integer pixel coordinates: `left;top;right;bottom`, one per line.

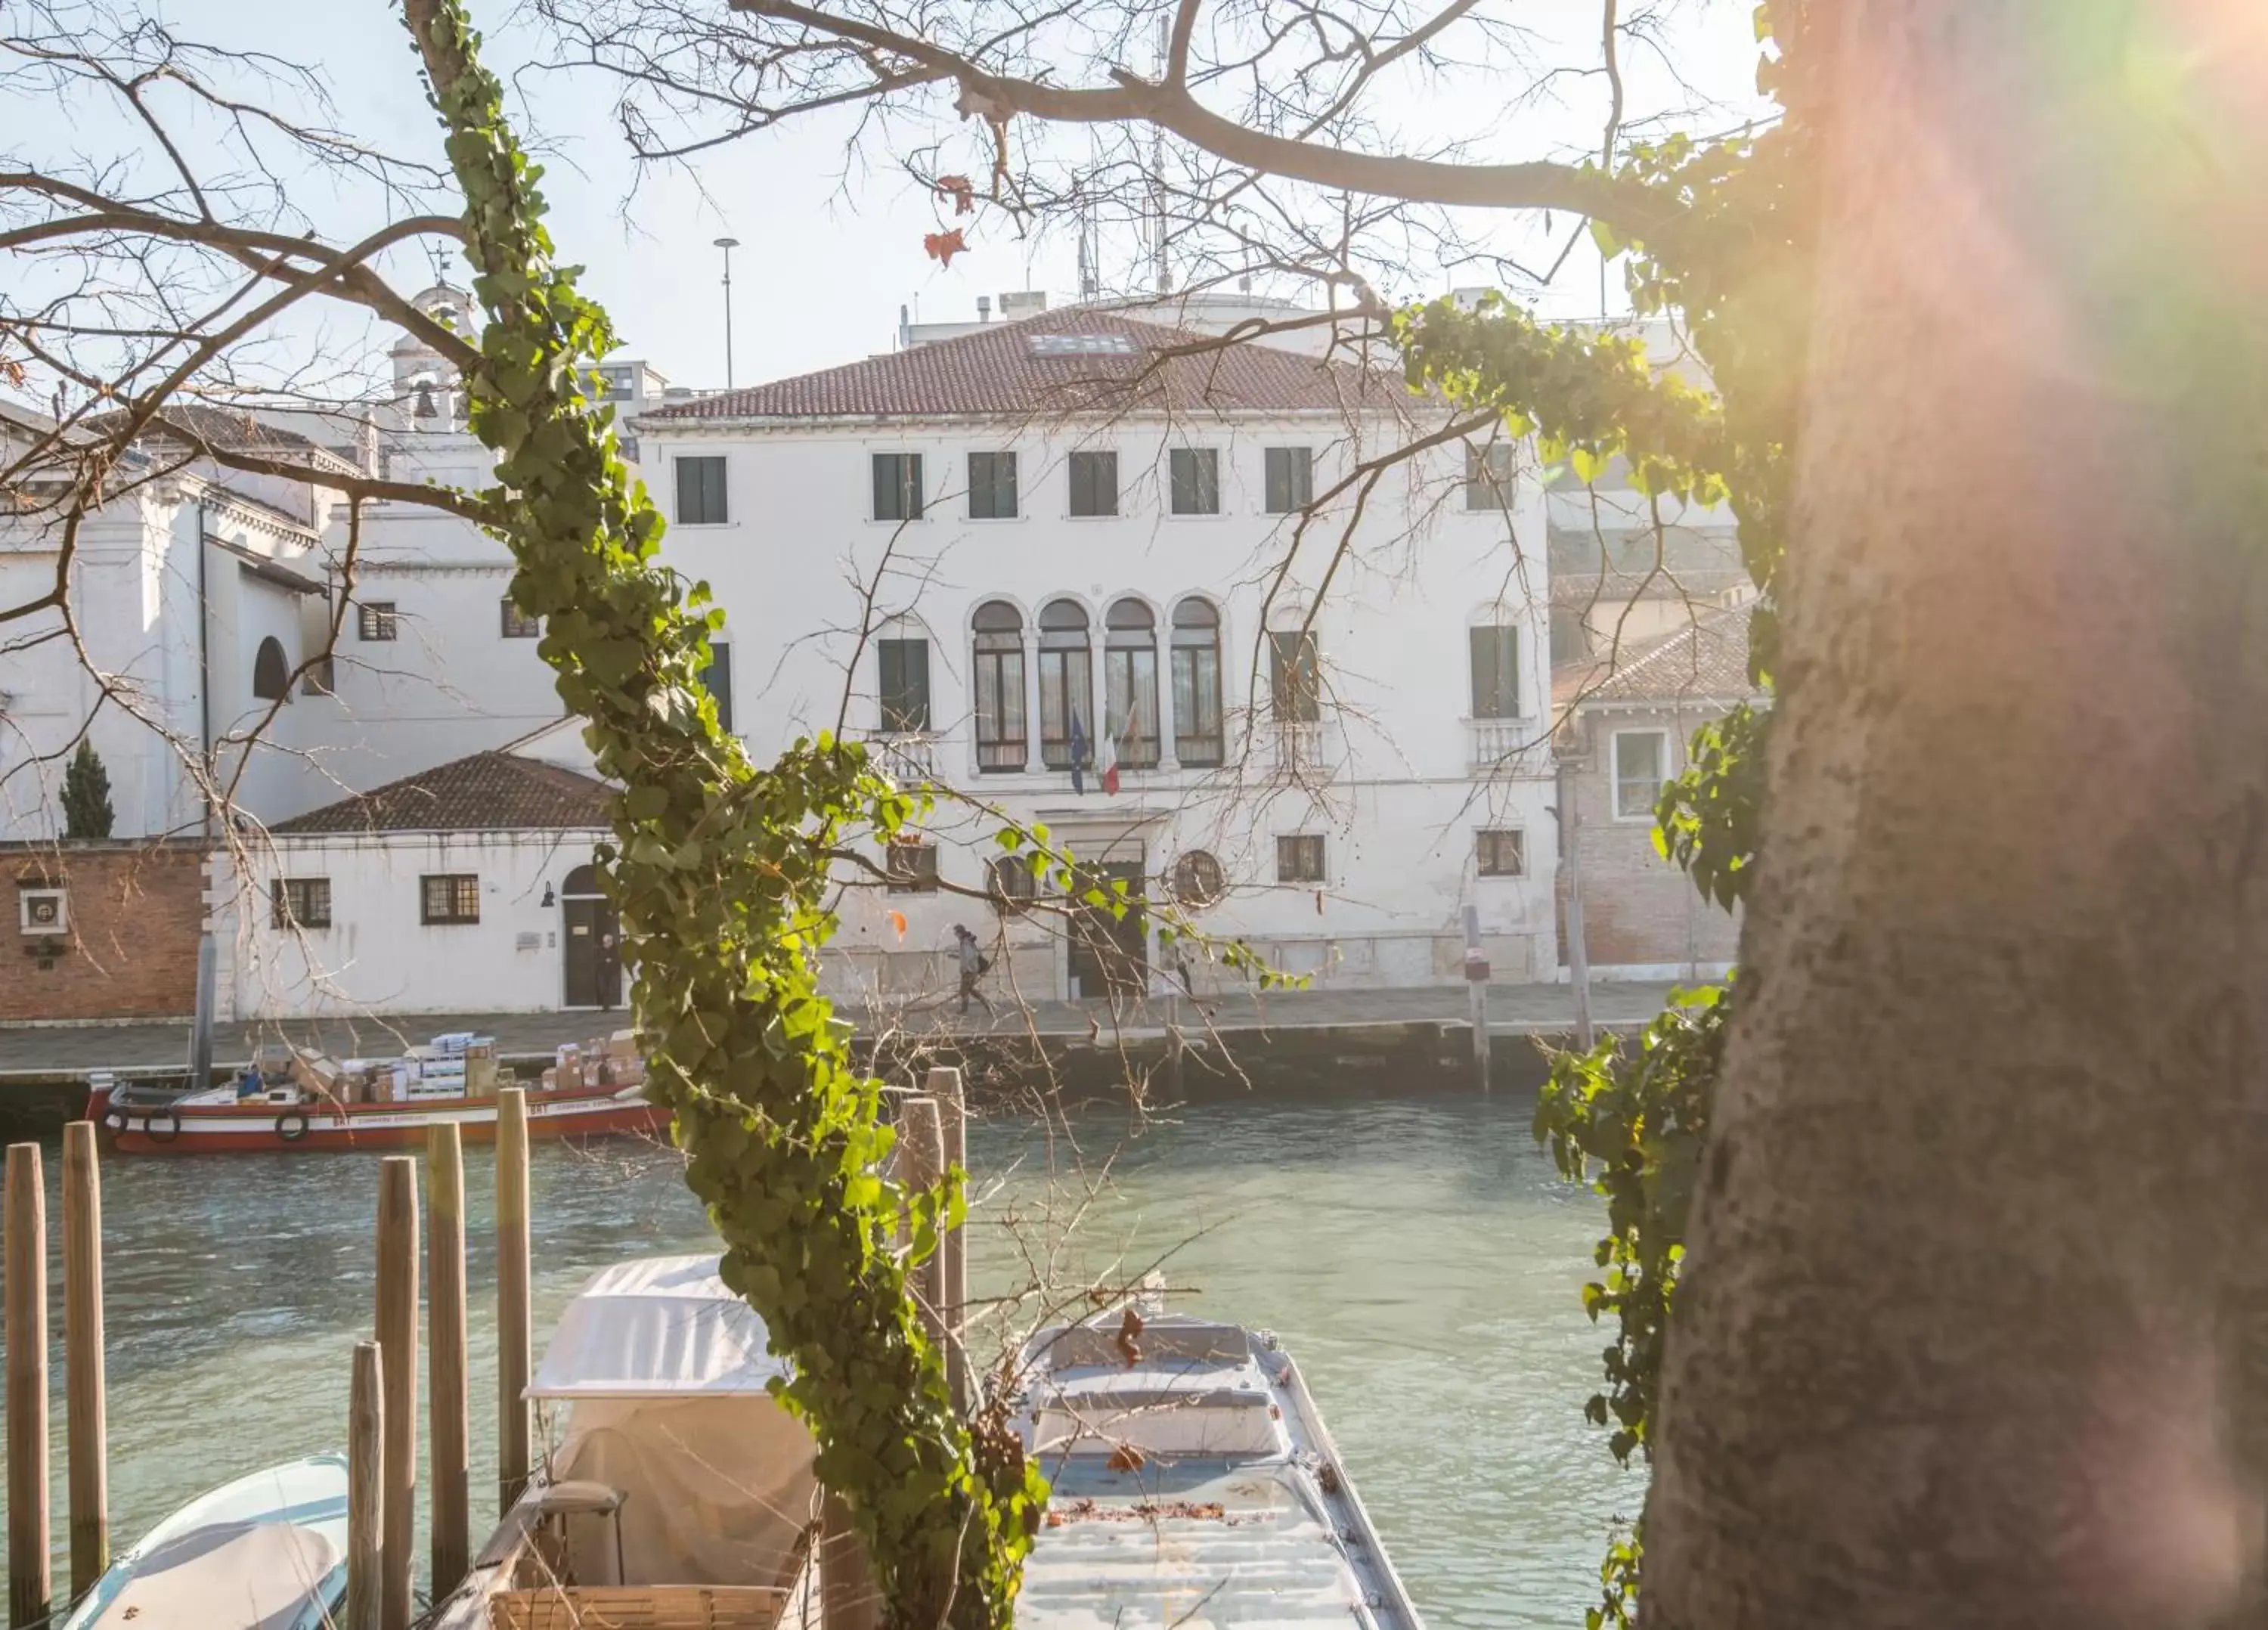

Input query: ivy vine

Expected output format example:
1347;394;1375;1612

402;4;1043;1624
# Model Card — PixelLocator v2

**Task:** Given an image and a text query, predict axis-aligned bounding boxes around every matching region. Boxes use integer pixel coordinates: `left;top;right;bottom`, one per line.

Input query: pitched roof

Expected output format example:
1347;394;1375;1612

88;402;326;454
643;311;1404;422
1555;600;1760;709
273;751;613;835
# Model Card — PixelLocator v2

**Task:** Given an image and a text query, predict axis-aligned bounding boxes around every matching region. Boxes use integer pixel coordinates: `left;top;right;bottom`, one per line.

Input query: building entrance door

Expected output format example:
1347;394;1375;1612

1067;856;1147;999
560;863;621;1009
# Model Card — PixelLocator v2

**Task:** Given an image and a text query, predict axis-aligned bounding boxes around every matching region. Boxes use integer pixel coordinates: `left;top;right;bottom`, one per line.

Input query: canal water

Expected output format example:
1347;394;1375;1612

0;1091;1637;1628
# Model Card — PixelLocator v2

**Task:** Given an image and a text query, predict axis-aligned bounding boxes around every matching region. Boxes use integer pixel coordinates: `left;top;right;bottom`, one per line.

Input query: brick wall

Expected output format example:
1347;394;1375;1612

4;841;212;1021
1560;704;1743;973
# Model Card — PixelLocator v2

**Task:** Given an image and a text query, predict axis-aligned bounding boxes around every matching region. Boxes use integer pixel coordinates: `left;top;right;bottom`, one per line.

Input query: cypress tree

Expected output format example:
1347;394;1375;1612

60;739;114;840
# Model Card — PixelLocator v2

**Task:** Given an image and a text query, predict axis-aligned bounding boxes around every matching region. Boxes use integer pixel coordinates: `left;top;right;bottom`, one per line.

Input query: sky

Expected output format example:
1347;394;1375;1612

15;0;1770;397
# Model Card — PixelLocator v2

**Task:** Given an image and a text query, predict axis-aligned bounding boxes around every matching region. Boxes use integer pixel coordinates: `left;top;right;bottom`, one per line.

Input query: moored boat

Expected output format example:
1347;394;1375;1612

1012;1304;1425;1630
58;1453;349;1630
104;1078;668;1154
429;1253;820;1629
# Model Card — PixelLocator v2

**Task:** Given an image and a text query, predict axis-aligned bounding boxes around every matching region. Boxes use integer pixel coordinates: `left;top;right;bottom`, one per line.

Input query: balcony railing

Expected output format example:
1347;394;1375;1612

1272;720;1328;774
865;732;941;785
1467;717;1548;774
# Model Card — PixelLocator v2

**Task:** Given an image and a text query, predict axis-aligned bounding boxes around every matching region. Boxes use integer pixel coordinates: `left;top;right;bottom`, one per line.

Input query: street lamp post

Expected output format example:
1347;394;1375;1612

714;236;740;389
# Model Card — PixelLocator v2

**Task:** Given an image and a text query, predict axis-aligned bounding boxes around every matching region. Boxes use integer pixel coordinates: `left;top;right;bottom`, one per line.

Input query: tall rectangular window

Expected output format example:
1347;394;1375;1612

1263;446;1313;514
699;640;734;733
500;600;541;638
1276;835;1326;884
271;876;333;929
1469;624;1521;718
1169;448;1221;516
973;601;1027;772
1613;729;1670;820
357;601;398;642
1464;442;1514;511
1476;829;1526;878
872;453;925;521
676;455;729;524
420;874;480;925
1267;630;1321;723
968;451;1018;519
877;637;931;733
1170;599;1223;767
1067;450;1119;517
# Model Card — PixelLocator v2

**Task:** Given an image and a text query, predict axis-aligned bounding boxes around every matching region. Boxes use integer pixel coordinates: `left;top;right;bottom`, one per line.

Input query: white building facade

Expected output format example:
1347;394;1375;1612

638;311;1560;1001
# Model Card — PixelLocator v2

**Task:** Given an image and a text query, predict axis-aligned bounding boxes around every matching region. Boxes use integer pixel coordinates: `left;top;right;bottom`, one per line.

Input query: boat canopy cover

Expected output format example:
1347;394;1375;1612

531;1254;792;1399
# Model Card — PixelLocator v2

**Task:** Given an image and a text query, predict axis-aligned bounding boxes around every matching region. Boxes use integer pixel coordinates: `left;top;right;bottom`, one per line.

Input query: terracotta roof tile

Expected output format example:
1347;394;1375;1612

642;311;1404;422
1554;601;1760;709
273;751;612;835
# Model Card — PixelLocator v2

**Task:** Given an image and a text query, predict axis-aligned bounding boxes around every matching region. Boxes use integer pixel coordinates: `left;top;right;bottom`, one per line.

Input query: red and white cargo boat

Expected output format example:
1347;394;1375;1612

100;1080;668;1154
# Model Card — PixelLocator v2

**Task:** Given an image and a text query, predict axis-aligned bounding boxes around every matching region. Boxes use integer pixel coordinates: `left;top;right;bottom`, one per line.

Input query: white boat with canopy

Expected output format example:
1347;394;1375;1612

429;1253;819;1629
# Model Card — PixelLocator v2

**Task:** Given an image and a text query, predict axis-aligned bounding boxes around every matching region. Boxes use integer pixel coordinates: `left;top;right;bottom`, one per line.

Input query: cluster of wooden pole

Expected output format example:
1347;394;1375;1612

5;1125;108;1629
346;1086;532;1630
820;1066;969;1630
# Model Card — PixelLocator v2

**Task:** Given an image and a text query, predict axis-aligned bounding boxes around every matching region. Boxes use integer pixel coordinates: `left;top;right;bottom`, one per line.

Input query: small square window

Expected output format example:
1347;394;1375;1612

1464;442;1515;511
1276;834;1325;885
420;873;481;925
885;841;940;894
1613;730;1670;820
968;451;1018;519
1263;446;1313;514
873;453;925;522
1067;450;1119;517
1476;830;1526;878
357;601;398;642
272;876;333;928
17;886;67;935
500;600;541;639
1170;448;1221;516
676;455;729;525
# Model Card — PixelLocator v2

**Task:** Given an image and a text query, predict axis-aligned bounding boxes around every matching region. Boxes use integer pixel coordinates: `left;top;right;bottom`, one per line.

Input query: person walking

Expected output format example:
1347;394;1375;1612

953;924;994;1018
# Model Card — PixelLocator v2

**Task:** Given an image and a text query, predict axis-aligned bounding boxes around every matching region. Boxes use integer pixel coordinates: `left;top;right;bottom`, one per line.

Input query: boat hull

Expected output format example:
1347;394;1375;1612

105;1088;669;1154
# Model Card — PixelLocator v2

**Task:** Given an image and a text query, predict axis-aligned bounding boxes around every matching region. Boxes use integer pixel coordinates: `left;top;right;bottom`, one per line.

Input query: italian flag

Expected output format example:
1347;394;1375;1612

1098;716;1120;796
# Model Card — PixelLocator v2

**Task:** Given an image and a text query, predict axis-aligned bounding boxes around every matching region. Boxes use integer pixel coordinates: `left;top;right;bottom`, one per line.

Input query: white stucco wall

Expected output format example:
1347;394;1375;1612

638;405;1560;996
232;828;609;1017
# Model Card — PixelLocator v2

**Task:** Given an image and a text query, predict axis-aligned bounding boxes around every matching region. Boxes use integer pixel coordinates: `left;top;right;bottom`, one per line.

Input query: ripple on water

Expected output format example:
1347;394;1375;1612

2;1090;1637;1626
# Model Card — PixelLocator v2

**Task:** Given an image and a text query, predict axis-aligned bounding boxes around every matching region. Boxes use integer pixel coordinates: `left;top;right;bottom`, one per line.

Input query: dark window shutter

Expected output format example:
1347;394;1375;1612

878;638;931;732
872;455;896;520
1470;625;1518;717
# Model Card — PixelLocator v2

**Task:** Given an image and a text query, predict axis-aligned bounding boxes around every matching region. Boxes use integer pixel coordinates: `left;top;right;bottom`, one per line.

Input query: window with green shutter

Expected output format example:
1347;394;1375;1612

1068;449;1118;516
872;453;925;521
675;455;729;524
1268;630;1320;722
1263;446;1313;513
968;451;1018;518
1469;624;1520;718
1169;448;1220;515
877;637;931;733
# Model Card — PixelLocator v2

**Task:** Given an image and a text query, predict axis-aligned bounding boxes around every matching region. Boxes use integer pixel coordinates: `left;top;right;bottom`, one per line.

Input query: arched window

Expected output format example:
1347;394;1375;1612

251;637;291;702
1171;850;1225;910
971;600;1027;772
1036;598;1092;770
1103;598;1160;770
1170;597;1223;766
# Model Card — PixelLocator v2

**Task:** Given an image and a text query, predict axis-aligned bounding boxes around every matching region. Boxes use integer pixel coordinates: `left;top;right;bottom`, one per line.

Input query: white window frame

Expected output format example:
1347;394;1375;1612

18;886;67;935
1610;728;1672;823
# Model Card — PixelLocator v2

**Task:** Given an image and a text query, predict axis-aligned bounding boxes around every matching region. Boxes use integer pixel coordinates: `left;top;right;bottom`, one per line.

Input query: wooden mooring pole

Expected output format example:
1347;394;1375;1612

496;1087;532;1514
427;1123;470;1597
346;1340;384;1630
374;1155;420;1630
926;1067;969;1413
63;1122;109;1597
5;1143;49;1630
898;1095;947;1356
1461;903;1492;1091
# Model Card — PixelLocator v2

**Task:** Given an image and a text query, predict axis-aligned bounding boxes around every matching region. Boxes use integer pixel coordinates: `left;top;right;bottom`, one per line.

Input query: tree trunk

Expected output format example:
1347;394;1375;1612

1646;6;2268;1628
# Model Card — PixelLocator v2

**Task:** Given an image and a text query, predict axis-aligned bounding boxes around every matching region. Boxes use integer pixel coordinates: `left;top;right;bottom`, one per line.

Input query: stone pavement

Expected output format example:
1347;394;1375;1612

0;980;1688;1081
